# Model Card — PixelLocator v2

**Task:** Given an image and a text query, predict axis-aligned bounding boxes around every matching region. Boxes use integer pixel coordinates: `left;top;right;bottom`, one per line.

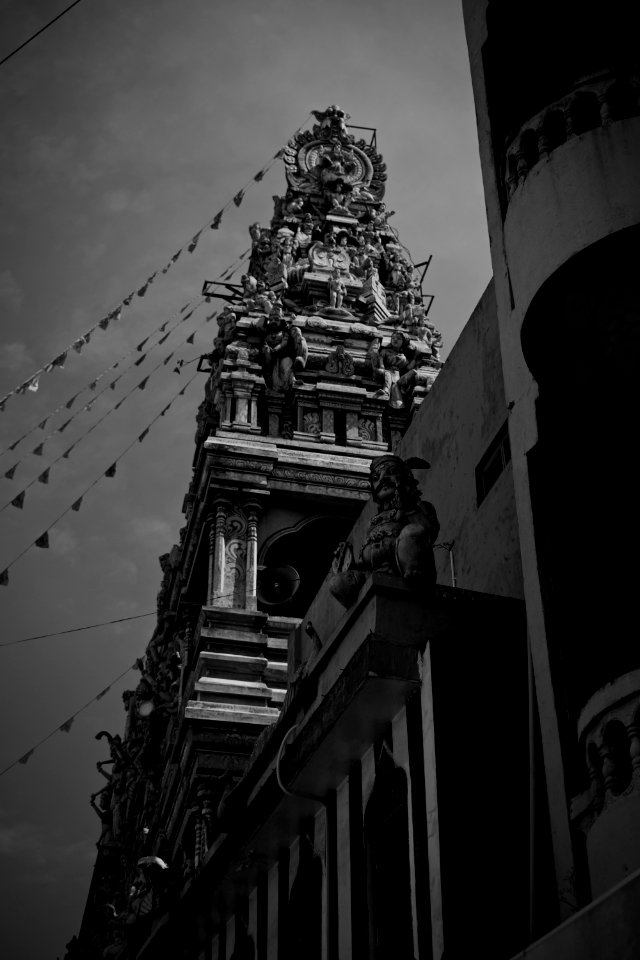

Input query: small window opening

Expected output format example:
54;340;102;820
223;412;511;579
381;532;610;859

476;421;511;505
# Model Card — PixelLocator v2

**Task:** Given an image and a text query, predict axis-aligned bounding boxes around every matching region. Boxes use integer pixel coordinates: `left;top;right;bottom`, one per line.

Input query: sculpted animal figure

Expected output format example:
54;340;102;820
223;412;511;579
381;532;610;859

329;455;439;607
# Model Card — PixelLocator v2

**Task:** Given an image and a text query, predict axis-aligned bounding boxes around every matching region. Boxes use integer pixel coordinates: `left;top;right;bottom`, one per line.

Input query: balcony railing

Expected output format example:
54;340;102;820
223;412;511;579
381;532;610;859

503;73;640;202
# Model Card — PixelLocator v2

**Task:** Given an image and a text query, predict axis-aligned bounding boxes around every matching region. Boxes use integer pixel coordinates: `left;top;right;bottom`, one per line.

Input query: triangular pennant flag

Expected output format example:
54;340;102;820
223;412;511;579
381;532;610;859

37;469;50;484
211;211;223;230
58;418;73;432
35;531;50;548
182;309;194;321
72;338;85;353
71;497;83;512
15;382;29;395
96;686;111;700
83;329;94;344
233;189;245;208
11;491;25;509
98;316;111;331
205;296;212;304
179;385;187;396
254;168;266;182
83;398;97;411
0;396;10;412
4;464;17;480
161;263;172;274
114;399;124;410
146;272;157;285
109;377;120;390
138;428;149;443
105;463;117;478
65;394;79;409
206;312;217;323
158;332;170;345
111;307;122;323
89;380;97;391
38;418;48;430
187;232;201;253
62;445;75;459
18;749;34;765
9;439;21;450
52;352;67;369
123;293;134;307
59;718;74;733
173;360;184;374
137;377;149;390
180;302;191;313
137;283;149;298
134;354;146;367
27;375;40;393
273;147;285;159
159;321;169;332
163;353;174;365
32;443;44;456
160;404;171;417
171;250;182;263
136;337;149;351
186;332;195;345
0;569;8;586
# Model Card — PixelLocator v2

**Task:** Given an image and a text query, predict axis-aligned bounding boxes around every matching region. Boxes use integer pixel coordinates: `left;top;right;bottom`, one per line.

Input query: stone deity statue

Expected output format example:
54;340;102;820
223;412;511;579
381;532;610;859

329;267;347;309
372;331;417;408
329;455;440;607
260;310;308;391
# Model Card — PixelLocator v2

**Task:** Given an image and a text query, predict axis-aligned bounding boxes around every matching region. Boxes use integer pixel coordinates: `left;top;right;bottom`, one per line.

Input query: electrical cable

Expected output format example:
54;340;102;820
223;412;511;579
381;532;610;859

0;611;156;648
0;0;86;69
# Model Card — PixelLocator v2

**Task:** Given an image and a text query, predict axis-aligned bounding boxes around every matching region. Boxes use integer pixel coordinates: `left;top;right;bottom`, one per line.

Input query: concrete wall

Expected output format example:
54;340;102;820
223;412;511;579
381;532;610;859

398;279;523;599
301;279;523;659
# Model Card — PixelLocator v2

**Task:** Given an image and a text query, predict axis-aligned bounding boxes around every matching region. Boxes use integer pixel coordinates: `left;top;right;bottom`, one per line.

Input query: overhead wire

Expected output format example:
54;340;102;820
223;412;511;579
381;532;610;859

0;611;156;648
0;0;87;69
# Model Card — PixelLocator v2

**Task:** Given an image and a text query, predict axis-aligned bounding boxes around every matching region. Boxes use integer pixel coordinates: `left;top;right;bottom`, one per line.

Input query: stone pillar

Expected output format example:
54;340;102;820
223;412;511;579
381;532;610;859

208;500;230;605
244;501;261;611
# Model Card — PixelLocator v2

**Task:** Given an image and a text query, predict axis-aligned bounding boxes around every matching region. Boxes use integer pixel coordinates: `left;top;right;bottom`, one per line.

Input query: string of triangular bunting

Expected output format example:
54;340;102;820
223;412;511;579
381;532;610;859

0;298;198;459
0;310;216;515
0;663;138;778
0;242;250;462
0;300;212;487
0;115;310;415
0;372;200;587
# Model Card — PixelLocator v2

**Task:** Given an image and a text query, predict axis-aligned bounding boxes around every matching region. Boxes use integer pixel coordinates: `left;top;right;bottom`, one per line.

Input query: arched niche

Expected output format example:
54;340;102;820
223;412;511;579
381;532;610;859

521;224;640;723
257;513;353;618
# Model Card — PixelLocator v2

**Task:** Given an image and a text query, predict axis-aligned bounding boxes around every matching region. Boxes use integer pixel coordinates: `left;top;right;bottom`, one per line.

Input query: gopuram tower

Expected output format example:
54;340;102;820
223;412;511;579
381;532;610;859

74;106;442;959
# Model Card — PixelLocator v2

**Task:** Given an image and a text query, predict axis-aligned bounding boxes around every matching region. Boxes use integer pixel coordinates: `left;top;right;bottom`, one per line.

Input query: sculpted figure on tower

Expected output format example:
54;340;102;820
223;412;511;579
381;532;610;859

329;455;440;607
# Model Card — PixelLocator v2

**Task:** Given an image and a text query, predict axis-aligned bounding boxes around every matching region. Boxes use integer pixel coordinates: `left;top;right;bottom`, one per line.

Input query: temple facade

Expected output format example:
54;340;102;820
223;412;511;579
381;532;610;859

70;6;640;954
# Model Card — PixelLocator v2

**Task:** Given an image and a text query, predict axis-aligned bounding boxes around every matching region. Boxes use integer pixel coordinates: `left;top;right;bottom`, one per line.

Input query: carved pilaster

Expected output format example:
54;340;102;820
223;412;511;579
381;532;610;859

244;501;262;611
208;500;231;605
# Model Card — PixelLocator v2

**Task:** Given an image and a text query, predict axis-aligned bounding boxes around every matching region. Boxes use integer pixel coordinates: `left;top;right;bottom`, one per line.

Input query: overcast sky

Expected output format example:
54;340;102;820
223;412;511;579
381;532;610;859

0;1;490;956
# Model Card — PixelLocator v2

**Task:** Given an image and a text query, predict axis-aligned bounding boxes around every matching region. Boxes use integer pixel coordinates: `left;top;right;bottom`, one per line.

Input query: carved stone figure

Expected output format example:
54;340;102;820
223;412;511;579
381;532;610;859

329;455;439;607
329;267;347;309
371;331;418;408
260;313;308;391
217;306;238;345
241;274;257;301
